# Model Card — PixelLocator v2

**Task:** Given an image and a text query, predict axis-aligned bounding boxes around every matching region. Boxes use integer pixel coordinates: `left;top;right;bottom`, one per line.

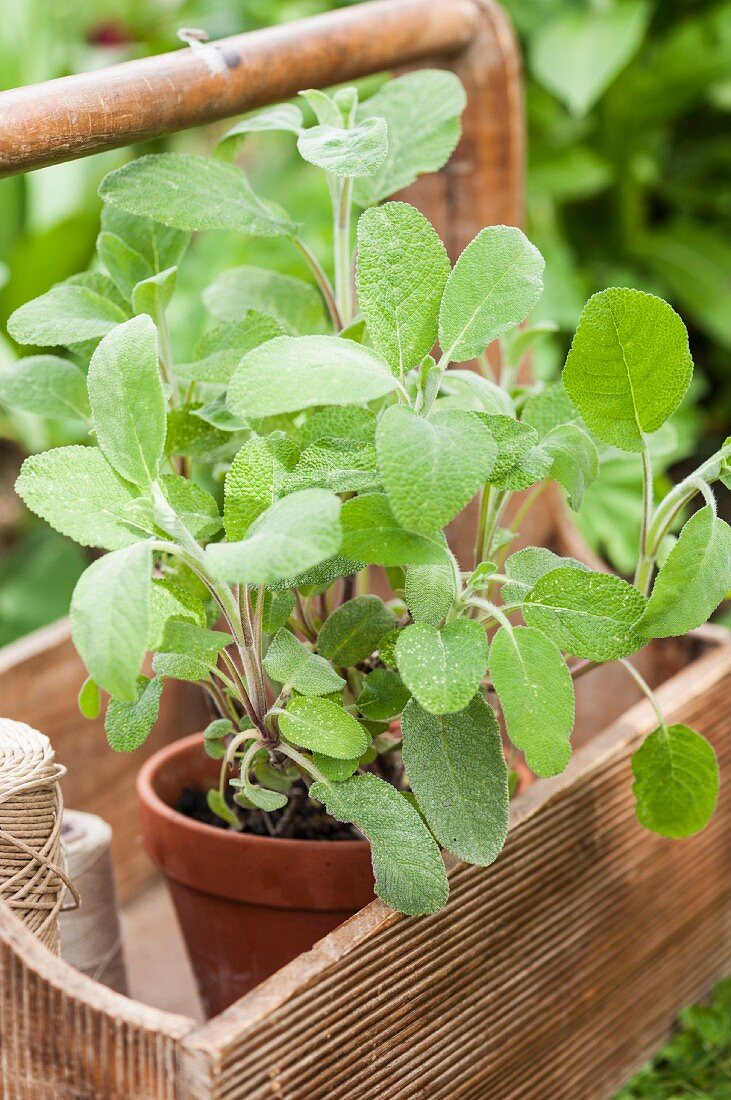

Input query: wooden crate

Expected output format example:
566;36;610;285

0;2;729;1097
1;633;730;1098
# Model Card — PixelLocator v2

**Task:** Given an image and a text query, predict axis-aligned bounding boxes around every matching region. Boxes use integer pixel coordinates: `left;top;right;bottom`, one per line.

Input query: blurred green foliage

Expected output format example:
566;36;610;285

0;0;729;640
615;977;731;1098
506;0;731;423
0;0;351;644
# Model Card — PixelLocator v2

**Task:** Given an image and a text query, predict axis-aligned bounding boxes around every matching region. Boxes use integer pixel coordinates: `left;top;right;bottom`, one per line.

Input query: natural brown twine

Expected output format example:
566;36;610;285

0;718;79;953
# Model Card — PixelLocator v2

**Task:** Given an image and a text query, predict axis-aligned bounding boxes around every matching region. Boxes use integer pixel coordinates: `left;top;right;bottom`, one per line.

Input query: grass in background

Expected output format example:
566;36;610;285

616;978;731;1098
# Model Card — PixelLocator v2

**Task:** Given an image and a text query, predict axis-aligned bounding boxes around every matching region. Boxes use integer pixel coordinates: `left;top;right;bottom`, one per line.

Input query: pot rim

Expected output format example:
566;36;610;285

136;730;370;853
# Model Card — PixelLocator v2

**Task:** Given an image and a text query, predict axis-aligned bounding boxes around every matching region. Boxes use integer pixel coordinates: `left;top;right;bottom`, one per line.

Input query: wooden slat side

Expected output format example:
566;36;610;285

0;620;208;901
0;900;194;1098
180;644;731;1099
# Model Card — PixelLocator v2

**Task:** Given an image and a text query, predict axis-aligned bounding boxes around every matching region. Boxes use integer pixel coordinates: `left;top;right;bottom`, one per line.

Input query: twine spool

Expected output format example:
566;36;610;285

60;810;128;994
0;719;78;953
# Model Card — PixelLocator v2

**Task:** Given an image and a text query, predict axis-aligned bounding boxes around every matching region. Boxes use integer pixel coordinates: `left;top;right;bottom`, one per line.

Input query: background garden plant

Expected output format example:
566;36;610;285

4;71;730;916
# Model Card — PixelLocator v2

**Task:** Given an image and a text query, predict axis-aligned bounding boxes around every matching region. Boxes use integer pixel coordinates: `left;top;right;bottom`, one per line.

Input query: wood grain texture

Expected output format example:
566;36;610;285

0;620;207;903
0;900;195;1099
0;0;478;177
179;642;731;1099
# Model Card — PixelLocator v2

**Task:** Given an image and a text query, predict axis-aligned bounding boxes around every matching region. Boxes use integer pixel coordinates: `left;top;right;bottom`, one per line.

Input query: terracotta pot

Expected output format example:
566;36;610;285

136;732;374;1017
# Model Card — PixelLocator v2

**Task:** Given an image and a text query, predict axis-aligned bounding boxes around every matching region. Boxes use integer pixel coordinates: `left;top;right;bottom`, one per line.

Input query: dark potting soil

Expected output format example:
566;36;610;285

175;783;360;841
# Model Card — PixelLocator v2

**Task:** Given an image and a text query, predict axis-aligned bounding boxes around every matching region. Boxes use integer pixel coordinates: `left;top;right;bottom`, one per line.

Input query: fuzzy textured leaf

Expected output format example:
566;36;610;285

297;117;388;177
87;315;166;488
215;104;304;159
227;335;397;420
356;202;450;377
223;436;292;540
0;356;90;420
100;153;296;237
70;542;152;701
632;723;719;838
405;562;456;626
501;546;588;605
377;406;496;533
396;618;488;715
489;626;574;777
203;266;324;334
311;773;449;914
357;668;410;721
523;567;646;661
401;693;509;865
98;231;152;300
563;288;693;452
439;226;545;363
8;280;128;347
353;70;466;207
638;507;731;639
264;629;345;696
340;493;448;566
16;446;142;550
280;697;368;759
207;488;341;584
541;424;599;510
105;675;163;751
482;415;552;491
284;438;379;495
318;595;397;667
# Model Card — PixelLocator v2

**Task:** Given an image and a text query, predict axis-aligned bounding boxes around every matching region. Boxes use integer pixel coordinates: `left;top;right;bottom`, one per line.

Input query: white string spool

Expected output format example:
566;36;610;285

0;718;77;953
60;809;128;995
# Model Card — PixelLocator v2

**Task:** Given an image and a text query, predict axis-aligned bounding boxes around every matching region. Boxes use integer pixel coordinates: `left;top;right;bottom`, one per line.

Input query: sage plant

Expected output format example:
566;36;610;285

4;72;730;915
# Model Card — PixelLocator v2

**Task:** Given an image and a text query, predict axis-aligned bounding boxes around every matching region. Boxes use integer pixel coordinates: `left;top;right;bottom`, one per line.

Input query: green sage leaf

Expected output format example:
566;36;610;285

8;279;128;347
207;488;342;585
501;546;588;605
223;435;292;540
99;153;296;237
105;675;163;751
353;70;466;207
311;773;449;915
264;628;345;696
540;424;599;510
340;493;448;566
563;288;693;452
523;567;646;661
396;618;488;715
489;626;574;777
638;507;731;639
357;668;410;721
405;562;456;626
70;542;152;701
632;723;719;838
318;595;397;667
439;227;544;363
227;335;397;419
401;693;509;865
15;446;142;551
479;415;552;492
279;696;369;758
203;266;325;334
87;314;166;488
0;356;89;420
297;117;388;177
78;677;101;721
377;405;497;534
356;202;450;376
